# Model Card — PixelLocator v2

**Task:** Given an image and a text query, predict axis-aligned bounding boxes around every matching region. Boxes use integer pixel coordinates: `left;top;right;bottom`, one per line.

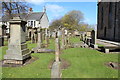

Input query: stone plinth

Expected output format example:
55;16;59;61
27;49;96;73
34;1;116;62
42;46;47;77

4;17;31;64
51;61;61;79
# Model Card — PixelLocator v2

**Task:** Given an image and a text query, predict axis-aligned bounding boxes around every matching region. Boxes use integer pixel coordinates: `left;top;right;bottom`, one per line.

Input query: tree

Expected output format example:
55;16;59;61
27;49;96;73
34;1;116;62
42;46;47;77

2;1;29;18
50;10;94;32
49;19;62;31
61;10;84;30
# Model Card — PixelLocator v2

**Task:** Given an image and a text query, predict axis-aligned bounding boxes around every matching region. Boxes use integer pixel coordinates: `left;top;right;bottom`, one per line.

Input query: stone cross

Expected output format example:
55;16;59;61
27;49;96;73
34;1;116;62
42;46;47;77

4;17;31;64
55;30;60;62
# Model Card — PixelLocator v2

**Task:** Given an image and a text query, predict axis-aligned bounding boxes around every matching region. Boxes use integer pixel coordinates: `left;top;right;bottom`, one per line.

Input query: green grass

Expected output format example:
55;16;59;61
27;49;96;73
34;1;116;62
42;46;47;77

0;37;118;78
61;48;118;78
97;43;104;47
1;40;55;78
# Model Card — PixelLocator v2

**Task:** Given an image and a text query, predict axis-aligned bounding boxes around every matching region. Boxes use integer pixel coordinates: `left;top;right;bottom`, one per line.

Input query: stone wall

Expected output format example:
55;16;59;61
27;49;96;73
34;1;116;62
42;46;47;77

97;2;120;42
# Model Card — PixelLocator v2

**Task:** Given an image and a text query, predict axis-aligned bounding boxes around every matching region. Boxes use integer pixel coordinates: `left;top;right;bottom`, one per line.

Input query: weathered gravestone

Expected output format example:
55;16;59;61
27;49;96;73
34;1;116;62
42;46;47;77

51;30;61;79
31;27;38;43
61;28;65;50
4;17;31;64
27;26;32;40
37;27;42;49
45;28;49;47
91;30;98;49
32;27;54;53
0;25;4;46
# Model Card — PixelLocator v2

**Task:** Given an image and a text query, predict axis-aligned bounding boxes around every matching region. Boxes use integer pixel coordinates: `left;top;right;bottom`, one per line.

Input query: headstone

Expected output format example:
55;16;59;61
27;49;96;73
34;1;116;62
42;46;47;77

31;28;35;43
51;30;61;79
0;25;4;46
37;27;42;48
4;17;31;64
27;27;32;40
31;28;38;43
55;30;60;62
91;30;98;49
45;28;49;46
34;28;38;43
61;28;65;49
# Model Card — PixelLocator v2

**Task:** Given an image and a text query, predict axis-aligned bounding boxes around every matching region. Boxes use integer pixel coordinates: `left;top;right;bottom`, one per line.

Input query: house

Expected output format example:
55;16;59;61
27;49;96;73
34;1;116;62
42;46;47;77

0;8;49;35
97;1;120;42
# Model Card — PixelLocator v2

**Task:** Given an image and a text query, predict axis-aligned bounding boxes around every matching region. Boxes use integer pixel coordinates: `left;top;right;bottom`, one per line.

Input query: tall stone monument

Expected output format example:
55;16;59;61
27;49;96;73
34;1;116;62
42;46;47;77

4;17;31;64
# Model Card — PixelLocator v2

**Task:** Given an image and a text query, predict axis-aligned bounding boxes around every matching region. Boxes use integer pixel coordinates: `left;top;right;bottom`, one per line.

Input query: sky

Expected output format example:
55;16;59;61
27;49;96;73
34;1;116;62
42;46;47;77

28;2;97;25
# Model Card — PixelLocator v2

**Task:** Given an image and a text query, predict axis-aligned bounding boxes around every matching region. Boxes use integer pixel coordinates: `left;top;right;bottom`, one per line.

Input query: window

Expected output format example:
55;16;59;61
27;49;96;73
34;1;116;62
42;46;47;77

31;21;33;26
28;21;30;26
34;21;36;27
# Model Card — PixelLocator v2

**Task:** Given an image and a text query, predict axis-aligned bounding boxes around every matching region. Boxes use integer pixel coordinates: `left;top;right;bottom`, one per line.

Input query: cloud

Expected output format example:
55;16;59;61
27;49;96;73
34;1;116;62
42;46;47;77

25;0;44;5
46;4;65;13
46;4;65;20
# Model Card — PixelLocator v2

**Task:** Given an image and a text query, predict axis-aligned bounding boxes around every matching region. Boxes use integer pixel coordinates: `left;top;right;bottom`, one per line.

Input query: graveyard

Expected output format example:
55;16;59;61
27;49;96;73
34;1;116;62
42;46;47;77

0;1;120;79
0;35;118;78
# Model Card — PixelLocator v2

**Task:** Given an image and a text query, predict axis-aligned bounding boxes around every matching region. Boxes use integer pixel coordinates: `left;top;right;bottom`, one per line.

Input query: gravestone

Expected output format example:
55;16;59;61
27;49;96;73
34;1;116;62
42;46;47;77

0;25;4;46
51;30;61;79
61;28;66;50
37;27;42;49
45;28;49;46
27;27;32;40
31;28;35;43
4;17;31;64
32;28;54;53
91;30;98;49
31;28;38;43
55;30;60;62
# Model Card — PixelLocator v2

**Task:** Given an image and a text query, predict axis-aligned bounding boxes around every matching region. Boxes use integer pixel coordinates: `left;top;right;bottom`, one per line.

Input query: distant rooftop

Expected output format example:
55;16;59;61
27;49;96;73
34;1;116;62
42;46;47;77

0;12;44;22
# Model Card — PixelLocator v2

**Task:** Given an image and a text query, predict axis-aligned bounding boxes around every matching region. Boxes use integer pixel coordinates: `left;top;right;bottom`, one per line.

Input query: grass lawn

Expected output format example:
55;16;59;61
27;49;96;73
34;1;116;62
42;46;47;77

0;37;118;78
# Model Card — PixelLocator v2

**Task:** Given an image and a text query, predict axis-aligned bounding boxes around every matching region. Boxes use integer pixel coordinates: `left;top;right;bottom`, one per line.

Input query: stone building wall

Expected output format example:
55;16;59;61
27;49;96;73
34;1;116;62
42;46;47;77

97;2;120;42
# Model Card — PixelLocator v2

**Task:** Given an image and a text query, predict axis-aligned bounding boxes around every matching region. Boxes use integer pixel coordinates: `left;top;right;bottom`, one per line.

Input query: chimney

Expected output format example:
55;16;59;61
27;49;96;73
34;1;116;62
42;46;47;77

29;8;33;13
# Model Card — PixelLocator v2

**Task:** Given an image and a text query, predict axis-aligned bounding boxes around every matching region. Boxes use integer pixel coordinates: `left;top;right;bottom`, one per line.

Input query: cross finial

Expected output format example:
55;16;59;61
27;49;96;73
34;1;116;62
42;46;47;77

43;6;46;12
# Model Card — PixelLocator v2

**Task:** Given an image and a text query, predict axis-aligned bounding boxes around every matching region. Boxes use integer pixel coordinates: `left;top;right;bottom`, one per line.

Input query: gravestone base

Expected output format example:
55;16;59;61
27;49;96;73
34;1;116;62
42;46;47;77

4;43;31;64
93;45;98;49
3;56;31;65
51;61;62;78
3;59;23;64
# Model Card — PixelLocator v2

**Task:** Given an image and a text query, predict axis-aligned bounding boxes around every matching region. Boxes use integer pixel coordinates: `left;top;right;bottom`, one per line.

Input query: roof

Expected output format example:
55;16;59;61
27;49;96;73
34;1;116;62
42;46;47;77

0;12;44;22
26;12;44;20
